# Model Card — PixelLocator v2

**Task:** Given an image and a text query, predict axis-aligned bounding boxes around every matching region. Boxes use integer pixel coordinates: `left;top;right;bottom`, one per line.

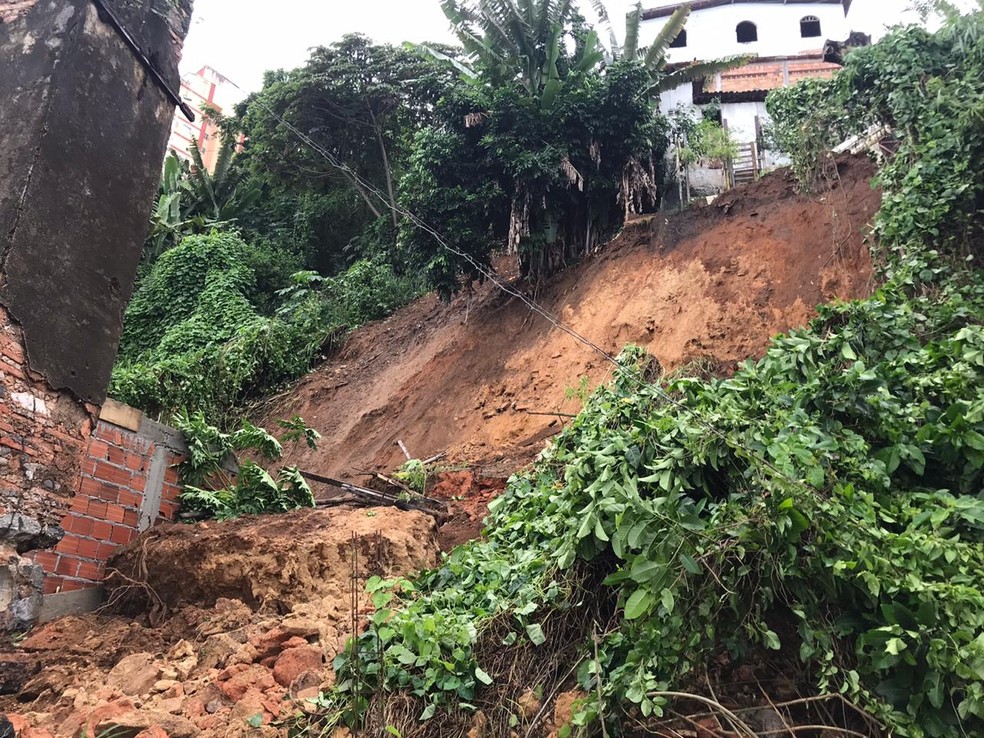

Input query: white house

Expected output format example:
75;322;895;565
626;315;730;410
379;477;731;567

639;0;860;184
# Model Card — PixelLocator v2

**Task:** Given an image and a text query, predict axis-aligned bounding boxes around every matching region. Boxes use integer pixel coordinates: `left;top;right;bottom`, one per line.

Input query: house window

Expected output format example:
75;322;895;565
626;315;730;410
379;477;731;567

736;21;758;44
670;29;687;48
801;15;822;38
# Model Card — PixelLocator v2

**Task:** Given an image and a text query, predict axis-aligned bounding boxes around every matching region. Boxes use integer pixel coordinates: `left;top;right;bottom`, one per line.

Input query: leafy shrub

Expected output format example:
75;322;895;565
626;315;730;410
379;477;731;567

328;281;984;736
311;11;984;738
765;77;857;191
401;61;666;297
112;231;318;421
174;411;320;520
394;459;427;494
112;232;422;422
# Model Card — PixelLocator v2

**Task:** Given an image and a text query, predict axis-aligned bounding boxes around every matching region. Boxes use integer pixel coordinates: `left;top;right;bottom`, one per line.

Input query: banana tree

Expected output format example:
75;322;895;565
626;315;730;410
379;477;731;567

439;0;604;108
186;137;261;223
621;2;748;102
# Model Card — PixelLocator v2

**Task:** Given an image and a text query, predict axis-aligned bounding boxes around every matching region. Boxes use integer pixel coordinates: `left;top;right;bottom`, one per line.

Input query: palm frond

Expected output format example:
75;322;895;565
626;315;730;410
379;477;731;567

589;0;620;58
643;4;690;71
654;54;748;95
573;29;605;75
212;137;235;189
623;1;642;62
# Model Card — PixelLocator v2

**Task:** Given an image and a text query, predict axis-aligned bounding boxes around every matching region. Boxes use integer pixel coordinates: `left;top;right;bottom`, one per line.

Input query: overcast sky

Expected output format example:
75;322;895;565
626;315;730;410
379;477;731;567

178;0;932;98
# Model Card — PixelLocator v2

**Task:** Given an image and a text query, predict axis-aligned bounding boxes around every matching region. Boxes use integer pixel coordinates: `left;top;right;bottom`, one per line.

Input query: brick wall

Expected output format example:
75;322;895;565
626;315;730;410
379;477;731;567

706;57;841;95
1;305;95;538
31;401;186;594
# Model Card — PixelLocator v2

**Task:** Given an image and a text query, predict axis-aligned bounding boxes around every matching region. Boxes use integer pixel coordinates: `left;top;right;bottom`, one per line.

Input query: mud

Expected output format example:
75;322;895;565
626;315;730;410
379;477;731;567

1;156;883;737
1;507;438;737
257;155;880;481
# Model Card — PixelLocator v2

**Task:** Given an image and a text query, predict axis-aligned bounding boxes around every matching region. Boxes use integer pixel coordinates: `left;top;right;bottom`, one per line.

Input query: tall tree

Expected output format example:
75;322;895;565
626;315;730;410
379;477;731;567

233;35;457;274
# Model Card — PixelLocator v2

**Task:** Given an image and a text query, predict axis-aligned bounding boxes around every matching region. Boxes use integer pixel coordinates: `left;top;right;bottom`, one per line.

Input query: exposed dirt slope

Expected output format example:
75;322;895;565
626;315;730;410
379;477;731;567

260;155;880;479
3;507;438;737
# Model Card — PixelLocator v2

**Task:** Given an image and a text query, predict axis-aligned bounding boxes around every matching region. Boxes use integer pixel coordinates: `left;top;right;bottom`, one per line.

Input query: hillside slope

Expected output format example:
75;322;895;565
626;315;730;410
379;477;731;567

259;155;880;478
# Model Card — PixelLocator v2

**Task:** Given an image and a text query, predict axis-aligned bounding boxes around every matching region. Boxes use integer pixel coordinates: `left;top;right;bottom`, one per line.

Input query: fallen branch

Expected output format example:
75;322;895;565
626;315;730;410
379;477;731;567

301;469;448;519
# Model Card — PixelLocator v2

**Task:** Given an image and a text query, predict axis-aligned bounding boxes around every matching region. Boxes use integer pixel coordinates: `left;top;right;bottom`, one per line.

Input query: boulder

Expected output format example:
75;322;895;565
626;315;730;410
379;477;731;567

94;710;199;738
107;653;160;697
272;646;323;688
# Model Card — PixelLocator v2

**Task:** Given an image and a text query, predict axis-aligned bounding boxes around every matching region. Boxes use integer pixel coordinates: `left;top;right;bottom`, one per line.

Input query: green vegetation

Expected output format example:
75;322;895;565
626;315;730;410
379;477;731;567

299;8;984;738
402;1;742;294
111;231;422;421
175;411;320;520
117;1;743;420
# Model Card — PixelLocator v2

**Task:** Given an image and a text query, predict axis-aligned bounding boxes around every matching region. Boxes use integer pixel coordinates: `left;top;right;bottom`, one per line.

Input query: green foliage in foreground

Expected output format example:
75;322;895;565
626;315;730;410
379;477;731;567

328;277;984;735
111;231;423;422
314;13;984;738
175;411;320;520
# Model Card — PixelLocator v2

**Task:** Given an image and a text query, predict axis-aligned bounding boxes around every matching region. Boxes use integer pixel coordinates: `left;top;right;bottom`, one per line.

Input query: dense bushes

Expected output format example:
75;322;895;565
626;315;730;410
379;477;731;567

401;61;666;296
312;10;984;738
111;231;421;421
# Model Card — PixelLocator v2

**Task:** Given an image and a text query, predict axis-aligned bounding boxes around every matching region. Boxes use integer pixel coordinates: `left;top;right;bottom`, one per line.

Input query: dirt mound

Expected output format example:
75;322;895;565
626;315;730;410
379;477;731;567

258;155;880;479
428;472;507;550
2;507;439;737
105;506;438;615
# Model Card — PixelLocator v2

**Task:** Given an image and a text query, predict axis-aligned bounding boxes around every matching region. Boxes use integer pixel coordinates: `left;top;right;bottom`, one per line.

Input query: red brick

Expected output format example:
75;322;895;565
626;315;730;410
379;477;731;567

159;502;179;520
62;514;93;537
106;445;125;466
0;435;36;455
104;504;126;524
124;453;145;471
122;509;139;527
118;489;142;508
161;483;183;503
93;461;131;487
44;576;65;595
93;423;114;441
0;335;25;363
70;495;90;513
80;476;119;503
110;525;135;546
40;427;87;447
56;534;82;556
55;555;80;577
31;551;59;571
0;361;27;380
60;578;87;592
76;561;104;581
87;499;108;519
96;541;119;559
91;519;113;540
129;475;147;493
87;439;110;460
77;539;100;559
164;465;180;485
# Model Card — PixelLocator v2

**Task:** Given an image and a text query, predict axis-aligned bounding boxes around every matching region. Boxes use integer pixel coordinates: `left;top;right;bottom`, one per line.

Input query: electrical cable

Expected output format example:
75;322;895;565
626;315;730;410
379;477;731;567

219;74;822;497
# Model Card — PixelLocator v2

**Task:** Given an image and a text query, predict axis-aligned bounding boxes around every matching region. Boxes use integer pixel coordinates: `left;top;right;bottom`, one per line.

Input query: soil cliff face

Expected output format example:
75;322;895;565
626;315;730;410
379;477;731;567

260;155;880;479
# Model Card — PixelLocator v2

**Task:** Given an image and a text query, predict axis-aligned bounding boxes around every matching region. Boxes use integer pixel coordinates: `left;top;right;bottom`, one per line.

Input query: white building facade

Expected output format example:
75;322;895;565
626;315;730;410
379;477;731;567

640;0;857;189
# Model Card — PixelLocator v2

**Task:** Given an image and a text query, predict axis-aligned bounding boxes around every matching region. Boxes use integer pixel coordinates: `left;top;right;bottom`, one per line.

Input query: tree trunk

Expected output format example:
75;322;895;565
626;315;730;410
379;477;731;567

369;106;400;231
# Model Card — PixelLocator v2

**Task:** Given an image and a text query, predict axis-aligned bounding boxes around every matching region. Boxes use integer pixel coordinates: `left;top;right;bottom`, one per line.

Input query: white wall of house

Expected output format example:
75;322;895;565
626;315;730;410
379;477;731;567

639;2;851;64
648;1;853;182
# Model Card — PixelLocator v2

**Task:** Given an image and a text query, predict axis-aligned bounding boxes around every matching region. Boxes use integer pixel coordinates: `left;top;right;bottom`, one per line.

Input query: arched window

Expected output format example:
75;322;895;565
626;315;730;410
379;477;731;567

800;15;822;38
736;21;758;44
670;29;687;48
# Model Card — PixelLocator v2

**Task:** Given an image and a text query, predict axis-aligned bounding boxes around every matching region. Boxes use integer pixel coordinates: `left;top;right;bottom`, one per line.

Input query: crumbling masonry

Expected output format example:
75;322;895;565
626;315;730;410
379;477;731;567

0;0;192;628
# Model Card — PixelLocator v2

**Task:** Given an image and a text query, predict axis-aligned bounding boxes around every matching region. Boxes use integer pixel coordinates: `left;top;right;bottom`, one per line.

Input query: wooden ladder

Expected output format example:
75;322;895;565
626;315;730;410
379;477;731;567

731;142;760;187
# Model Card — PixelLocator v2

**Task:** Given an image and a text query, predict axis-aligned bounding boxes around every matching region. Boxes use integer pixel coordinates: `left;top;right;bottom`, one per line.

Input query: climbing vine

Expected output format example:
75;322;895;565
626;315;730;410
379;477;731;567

307;10;984;738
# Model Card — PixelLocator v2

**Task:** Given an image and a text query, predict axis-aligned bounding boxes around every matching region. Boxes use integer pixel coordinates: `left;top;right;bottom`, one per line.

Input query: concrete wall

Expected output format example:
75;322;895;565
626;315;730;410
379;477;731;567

0;0;192;627
640;2;851;63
